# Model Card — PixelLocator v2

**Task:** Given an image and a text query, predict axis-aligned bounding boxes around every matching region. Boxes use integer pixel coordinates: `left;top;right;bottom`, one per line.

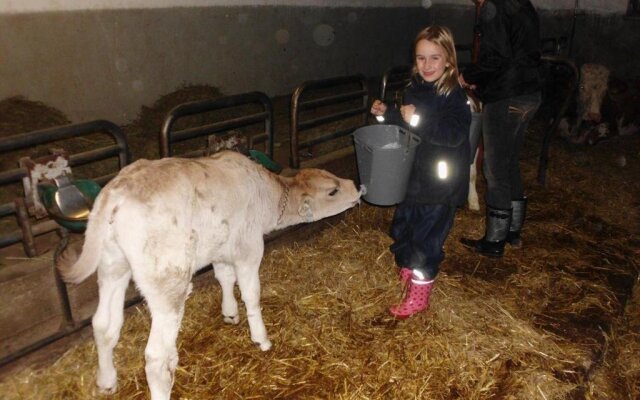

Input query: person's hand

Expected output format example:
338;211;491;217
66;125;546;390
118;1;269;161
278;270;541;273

458;73;476;90
400;104;416;125
370;99;387;116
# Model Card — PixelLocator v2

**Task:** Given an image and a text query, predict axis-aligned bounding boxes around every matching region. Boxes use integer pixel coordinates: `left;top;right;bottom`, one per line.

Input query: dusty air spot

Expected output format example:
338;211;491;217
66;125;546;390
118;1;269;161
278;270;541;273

421;0;433;9
132;80;144;92
313;24;335;47
115;58;128;72
275;29;290;44
238;13;248;24
483;2;497;19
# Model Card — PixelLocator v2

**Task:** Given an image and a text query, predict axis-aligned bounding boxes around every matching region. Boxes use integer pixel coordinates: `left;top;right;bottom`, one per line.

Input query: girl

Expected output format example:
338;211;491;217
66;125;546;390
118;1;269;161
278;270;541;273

371;26;471;319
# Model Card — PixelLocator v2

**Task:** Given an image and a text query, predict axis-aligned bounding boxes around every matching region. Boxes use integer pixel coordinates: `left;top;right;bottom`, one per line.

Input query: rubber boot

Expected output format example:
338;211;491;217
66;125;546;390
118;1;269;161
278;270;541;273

460;206;512;258
506;197;527;248
398;267;412;285
389;271;435;319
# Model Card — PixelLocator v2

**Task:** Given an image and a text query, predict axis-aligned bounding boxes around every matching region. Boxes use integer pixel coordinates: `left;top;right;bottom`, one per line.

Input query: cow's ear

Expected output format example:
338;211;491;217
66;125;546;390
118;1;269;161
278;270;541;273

298;197;314;222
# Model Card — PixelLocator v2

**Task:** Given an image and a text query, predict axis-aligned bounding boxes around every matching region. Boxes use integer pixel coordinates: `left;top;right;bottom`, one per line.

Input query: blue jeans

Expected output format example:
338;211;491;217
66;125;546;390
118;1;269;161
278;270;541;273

482;92;542;209
389;203;456;280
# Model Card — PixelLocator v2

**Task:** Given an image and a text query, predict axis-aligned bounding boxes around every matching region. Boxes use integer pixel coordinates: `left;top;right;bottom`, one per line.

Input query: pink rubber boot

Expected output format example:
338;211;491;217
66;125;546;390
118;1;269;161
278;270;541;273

398;267;412;285
389;271;435;319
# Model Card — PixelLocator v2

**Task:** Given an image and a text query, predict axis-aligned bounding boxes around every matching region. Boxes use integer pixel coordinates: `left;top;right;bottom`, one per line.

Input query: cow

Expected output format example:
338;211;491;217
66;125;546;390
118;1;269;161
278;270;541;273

56;150;362;400
559;63;640;145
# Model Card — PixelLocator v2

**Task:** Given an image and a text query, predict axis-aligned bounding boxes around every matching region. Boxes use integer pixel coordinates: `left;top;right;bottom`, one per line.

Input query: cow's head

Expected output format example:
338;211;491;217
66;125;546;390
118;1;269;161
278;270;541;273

293;169;361;222
578;63;610;124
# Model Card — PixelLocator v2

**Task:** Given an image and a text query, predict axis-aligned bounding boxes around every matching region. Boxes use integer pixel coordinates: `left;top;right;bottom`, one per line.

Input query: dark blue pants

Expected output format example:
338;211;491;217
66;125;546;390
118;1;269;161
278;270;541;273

482;92;542;209
389;203;457;280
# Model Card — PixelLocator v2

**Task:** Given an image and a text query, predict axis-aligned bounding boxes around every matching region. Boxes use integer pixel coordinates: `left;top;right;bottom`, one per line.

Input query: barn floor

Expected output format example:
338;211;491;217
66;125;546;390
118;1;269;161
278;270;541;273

0;91;639;399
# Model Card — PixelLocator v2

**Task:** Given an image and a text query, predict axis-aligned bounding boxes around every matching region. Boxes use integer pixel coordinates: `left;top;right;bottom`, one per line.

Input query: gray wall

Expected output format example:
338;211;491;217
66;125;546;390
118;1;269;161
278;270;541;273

1;3;639;125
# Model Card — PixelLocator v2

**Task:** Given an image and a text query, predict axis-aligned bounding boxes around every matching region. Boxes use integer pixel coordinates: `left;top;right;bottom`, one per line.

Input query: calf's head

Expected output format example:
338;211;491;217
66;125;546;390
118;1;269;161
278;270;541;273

292;169;361;222
578;63;610;124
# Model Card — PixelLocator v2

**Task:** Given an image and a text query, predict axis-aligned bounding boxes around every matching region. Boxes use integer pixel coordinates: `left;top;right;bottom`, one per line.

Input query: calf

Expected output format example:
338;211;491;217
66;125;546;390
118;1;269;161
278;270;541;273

559;63;640;144
57;150;362;400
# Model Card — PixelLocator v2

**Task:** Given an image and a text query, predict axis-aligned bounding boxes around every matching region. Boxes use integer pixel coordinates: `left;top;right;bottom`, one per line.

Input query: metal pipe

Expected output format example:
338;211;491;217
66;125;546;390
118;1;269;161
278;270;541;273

568;0;579;57
537;56;580;186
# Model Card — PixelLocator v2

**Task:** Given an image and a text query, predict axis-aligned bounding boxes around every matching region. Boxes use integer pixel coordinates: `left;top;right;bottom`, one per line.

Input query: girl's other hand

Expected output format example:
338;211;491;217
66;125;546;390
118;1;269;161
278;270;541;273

400;104;416;124
370;99;387;116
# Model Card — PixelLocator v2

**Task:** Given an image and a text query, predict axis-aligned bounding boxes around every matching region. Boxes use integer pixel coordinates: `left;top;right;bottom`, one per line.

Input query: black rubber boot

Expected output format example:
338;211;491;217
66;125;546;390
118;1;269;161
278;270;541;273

506;197;527;248
460;206;512;258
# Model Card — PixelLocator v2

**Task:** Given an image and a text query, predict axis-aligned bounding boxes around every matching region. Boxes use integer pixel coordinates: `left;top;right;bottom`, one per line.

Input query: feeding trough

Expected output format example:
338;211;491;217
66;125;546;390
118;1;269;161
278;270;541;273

353;124;421;206
37;175;101;233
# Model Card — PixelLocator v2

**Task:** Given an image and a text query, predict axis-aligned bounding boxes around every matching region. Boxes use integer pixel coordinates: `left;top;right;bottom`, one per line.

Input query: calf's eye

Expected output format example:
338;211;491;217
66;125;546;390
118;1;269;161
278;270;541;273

329;188;339;196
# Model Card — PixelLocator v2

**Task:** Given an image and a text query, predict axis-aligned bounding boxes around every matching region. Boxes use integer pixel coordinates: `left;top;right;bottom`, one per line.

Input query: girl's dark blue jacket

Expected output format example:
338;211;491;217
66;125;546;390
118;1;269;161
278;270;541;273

384;76;471;207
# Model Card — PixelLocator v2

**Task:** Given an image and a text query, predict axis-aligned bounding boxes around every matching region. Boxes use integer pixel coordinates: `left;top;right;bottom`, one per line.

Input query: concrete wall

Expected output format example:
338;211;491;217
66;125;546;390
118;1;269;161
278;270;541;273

1;0;638;124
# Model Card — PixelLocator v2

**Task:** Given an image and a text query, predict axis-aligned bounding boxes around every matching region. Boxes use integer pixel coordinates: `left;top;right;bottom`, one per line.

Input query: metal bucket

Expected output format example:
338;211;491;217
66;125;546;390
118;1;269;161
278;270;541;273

353;124;421;206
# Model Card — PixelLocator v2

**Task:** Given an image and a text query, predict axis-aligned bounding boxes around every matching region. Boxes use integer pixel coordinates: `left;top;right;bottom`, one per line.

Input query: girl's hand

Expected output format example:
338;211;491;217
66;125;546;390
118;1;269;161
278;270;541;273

400;104;416;125
370;99;387;116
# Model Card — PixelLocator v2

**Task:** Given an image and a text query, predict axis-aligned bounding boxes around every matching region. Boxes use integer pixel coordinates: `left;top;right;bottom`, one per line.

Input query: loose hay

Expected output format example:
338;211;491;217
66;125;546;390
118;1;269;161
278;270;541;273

0;95;638;399
0;198;623;399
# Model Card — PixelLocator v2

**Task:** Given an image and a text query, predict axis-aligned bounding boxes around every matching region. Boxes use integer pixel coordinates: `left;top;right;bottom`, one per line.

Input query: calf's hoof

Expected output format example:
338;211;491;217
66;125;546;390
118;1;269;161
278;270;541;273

468;198;480;211
96;380;117;395
96;369;117;394
255;339;272;351
223;314;240;325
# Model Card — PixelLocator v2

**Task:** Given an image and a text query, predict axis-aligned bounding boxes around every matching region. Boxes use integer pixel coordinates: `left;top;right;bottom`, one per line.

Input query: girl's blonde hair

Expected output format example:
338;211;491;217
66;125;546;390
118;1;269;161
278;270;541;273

412;25;460;96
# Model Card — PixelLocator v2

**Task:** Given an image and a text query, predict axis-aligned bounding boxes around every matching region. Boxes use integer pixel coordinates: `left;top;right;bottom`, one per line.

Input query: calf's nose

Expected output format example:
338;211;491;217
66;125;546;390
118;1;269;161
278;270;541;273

358;185;367;197
586;111;601;123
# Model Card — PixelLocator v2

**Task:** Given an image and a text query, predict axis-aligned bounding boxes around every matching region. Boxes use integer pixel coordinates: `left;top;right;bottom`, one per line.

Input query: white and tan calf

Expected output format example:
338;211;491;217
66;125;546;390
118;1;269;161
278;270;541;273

57;150;362;400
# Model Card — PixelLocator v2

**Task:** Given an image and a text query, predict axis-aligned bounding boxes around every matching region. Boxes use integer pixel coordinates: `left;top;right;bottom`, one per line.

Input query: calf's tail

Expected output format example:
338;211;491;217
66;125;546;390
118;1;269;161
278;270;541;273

56;190;115;284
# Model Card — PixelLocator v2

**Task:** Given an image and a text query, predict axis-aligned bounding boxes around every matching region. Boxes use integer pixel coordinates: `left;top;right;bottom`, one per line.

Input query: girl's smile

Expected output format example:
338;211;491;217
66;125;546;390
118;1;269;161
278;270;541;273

415;39;449;83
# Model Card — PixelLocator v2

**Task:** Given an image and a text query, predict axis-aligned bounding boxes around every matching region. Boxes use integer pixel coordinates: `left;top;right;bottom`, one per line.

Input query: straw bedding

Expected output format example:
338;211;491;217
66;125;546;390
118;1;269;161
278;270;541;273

0;94;638;399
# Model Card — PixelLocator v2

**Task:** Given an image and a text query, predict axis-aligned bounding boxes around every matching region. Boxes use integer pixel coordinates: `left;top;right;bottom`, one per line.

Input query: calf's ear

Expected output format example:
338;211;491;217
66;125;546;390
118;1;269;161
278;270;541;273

298;197;314;222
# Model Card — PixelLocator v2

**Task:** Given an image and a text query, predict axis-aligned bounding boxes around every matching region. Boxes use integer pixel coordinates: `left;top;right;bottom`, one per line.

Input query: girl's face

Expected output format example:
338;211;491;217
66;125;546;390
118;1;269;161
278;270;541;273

415;39;449;83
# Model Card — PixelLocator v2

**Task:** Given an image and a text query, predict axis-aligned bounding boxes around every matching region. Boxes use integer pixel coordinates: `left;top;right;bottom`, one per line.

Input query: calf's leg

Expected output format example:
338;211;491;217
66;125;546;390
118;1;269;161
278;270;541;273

468;149;480;211
135;270;191;400
214;263;240;324
92;242;131;394
235;256;271;351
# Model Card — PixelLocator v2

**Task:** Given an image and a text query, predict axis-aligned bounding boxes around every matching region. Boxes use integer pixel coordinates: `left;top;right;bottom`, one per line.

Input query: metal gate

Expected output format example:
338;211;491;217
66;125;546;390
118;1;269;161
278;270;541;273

160;91;274;159
290;75;369;169
0;120;129;366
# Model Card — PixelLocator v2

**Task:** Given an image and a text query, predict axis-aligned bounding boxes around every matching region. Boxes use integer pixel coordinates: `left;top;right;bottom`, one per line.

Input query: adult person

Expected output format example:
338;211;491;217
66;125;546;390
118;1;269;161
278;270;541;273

459;0;543;257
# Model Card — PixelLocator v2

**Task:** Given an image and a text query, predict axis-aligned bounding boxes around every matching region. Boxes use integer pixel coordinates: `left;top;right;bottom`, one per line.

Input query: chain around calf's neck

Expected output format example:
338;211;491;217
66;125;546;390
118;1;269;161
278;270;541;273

277;182;289;225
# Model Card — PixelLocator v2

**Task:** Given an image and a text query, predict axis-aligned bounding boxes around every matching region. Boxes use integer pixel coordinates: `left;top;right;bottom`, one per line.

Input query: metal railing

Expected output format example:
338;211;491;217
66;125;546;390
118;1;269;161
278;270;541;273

160;91;274;159
290;75;368;169
379;65;412;104
537;55;579;185
0;120;129;256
